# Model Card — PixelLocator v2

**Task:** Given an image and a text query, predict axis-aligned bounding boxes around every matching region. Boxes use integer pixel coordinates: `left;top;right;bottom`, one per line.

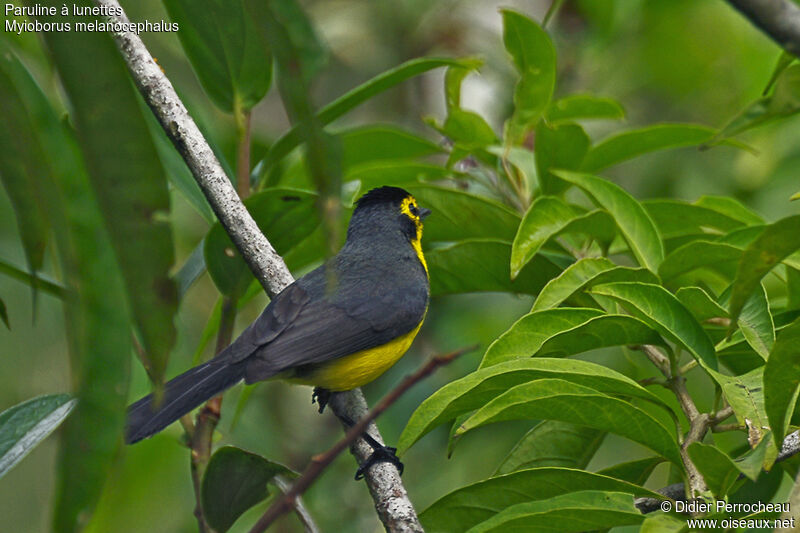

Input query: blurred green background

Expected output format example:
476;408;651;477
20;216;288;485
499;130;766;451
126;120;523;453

1;0;799;531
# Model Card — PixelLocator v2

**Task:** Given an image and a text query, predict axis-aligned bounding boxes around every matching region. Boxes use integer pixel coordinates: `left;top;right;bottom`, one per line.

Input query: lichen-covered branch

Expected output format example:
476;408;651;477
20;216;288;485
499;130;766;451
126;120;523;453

94;0;292;298
94;1;424;530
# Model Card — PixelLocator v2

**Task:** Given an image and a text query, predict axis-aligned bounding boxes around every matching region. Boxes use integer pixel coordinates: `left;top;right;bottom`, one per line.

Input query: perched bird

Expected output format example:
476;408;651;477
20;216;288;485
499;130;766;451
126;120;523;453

126;186;430;474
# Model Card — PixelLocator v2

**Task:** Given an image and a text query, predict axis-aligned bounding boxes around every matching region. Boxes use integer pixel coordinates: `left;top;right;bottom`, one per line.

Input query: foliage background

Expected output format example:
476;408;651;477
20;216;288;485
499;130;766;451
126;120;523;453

1;0;799;531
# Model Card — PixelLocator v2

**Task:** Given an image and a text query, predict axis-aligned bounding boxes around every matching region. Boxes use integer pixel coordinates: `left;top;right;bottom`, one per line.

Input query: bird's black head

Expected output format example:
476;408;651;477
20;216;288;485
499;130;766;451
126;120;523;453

347;186;431;245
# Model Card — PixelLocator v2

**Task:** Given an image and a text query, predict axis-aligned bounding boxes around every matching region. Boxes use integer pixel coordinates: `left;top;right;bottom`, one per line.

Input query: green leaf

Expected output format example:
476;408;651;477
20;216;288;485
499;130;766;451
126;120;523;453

248;0;342;251
590;282;718;372
763;51;795;95
658;241;741;282
727;215;800;334
204;188;319;296
764;318;800;446
596;457;664;485
532;258;658;312
546;94;626;123
534;122;590;195
466;490;644;533
0;297;7;329
0;258;68;300
0;394;75;479
695;196;764;226
44;14;178;387
265;0;326;83
687;442;740;497
456;379;682;465
164;0;272;112
29;12;135;531
737;432;777;477
202;446;294;532
495;421;605;475
581;124;721;172
439;109;498;152
482;308;605;368
426;239;564;297
511;196;580;278
346;161;454;192
174;240;207;299
146;114;215;224
557;209;618;251
340;125;442;168
444;59;484;111
712;64;800;142
502;9;556;144
724;283;775;359
553;171;665;271
643;199;746;239
260;57;469;171
420;467;661;533
788;267;800;310
487;145;537;192
0;119;47;283
397;358;662;455
675;287;728;322
0;45;52;298
716;369;768;444
404;185;520;243
535;314;668;358
641;513;689;533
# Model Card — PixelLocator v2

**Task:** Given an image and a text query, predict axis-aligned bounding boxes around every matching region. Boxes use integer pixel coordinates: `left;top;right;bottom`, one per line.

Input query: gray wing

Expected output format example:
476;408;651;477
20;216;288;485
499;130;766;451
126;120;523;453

230;260;428;383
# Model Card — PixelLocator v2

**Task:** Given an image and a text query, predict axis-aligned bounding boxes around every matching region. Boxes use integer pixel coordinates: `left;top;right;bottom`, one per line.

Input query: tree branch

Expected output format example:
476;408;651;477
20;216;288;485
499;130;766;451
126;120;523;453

726;0;800;56
248;347;473;533
94;0;292;299
94;1;426;530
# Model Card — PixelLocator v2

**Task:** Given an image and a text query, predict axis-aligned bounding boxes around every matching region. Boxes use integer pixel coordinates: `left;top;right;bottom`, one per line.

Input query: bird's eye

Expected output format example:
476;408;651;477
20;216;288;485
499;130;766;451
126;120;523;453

409;203;419;216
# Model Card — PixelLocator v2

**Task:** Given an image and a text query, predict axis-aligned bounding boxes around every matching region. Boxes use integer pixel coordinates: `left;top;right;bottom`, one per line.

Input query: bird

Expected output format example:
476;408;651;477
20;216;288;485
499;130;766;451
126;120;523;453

126;185;431;475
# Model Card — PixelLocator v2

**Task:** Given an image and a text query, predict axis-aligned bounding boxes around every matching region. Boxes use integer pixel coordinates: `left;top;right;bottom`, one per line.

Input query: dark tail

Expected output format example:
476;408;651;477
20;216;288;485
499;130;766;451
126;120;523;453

126;358;247;444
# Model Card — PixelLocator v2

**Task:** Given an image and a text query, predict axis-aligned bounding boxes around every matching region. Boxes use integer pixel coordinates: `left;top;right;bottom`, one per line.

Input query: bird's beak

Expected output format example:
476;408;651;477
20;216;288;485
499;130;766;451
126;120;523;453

419;207;432;220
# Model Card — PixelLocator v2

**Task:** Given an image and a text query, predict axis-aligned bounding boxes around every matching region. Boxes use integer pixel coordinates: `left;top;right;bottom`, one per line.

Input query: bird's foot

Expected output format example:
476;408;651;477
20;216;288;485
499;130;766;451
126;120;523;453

312;387;332;414
355;444;403;480
337;414;404;480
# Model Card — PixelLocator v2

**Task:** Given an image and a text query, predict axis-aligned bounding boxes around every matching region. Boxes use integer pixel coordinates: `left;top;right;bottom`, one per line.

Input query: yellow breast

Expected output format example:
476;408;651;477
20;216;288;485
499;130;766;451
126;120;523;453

292;319;424;391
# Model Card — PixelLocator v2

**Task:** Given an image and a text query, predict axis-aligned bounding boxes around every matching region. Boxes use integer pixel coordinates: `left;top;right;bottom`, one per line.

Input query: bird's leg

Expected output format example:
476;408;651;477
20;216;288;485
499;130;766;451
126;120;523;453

311;388;404;479
336;413;404;480
311;387;332;414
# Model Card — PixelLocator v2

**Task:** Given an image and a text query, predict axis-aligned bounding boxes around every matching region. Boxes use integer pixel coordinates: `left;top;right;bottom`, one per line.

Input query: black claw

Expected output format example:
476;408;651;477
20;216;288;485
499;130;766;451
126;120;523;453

312;387;332;414
333;412;405;479
355;445;404;480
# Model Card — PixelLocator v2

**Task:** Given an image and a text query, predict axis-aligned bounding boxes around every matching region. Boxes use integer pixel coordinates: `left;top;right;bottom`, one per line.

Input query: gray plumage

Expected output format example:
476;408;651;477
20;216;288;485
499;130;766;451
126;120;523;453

126;186;429;444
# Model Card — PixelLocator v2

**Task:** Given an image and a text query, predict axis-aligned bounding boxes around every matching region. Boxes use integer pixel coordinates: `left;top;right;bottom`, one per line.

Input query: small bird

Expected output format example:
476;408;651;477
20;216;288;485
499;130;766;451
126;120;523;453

126;186;431;474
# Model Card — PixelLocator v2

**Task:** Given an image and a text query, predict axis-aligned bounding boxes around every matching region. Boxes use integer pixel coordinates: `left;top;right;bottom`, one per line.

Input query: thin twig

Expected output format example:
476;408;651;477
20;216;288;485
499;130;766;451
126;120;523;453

95;1;427;529
712;423;744;433
247;346;475;533
542;0;566;28
636;344;672;378
234;102;252;199
273;474;320;533
189;297;237;532
637;344;708;497
711;405;735;426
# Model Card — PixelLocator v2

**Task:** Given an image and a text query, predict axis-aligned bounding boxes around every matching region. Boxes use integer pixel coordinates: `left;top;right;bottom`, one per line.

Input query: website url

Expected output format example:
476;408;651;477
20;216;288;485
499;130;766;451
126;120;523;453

686;517;795;529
